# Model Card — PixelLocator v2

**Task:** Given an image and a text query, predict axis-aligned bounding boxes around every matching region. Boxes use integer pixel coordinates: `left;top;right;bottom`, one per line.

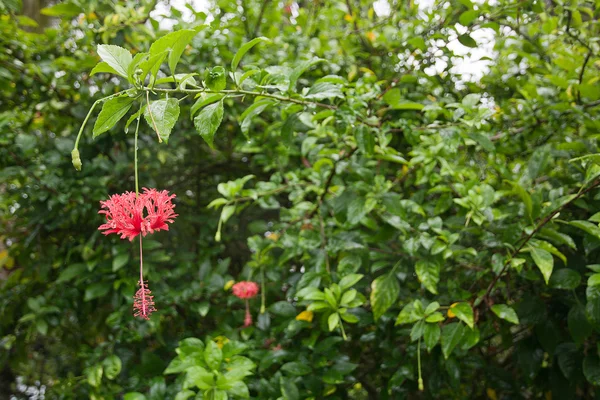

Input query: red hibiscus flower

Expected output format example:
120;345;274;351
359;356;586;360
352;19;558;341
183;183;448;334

98;188;177;241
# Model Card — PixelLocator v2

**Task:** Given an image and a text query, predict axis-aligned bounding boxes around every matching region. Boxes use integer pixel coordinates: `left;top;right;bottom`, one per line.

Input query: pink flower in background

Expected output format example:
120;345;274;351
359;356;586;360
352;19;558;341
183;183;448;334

232;281;259;328
98;188;177;241
232;281;259;299
133;280;156;320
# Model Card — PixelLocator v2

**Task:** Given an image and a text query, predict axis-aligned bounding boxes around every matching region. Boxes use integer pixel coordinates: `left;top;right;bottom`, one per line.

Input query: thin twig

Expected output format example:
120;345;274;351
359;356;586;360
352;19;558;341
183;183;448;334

146;87;337;110
252;0;271;37
483;177;600;302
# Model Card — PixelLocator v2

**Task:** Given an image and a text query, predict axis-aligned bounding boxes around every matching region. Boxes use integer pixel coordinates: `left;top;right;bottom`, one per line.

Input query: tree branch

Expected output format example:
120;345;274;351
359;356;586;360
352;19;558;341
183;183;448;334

483;177;600;303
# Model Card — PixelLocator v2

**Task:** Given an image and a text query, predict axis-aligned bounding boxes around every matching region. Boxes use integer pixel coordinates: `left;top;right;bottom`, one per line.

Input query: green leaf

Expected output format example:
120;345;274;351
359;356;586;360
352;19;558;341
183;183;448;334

425;312;445;323
191;94;225;118
338;273;363;290
194;100;224;149
57;263;86;283
449;302;474;328
123;393;146;400
84;283;111;301
548;269;581;290
187;366;213;390
491;304;520;325
459;10;478;25
584;354;600;385
41;3;82;17
36;319;48;335
280;376;300;400
144;98;180;143
204;340;223;370
305;82;343;100
239;99;275;137
383;88;424;110
415;260;440;294
86;364;103;388
90;62;120;76
458;34;478;48
112;253;129;272
149;29;198;76
528;245;554;284
355;127;374;155
138;51;168;81
97;45;132;78
93;96;135;138
424;301;440;315
204;66;226;91
569;220;600;240
328;313;340;331
174;390;196;400
227;381;250;398
281;361;312;376
103;355;122;380
510;182;532;219
395;300;425;325
370;272;400;320
568;305;592;344
441;322;464;359
424;323;441;352
231;37;269;71
410;320;425;341
288;58;325;91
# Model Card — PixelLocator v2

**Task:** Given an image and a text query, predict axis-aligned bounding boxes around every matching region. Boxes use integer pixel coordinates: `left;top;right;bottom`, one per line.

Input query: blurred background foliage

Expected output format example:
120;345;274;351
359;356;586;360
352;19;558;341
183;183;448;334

2;0;600;399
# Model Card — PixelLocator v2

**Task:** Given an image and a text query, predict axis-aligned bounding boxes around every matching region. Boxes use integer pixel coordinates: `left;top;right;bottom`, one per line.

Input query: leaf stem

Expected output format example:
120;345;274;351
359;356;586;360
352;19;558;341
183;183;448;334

417;337;424;391
134;103;142;195
146;91;163;143
339;317;348;341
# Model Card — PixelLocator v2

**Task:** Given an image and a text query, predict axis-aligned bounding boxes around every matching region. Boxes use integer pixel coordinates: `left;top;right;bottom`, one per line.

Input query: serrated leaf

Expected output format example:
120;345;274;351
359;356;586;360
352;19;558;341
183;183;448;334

97;45;132;78
149;29;198;76
370;272;400;320
90;62;120;76
93;96;135;137
194;100;224;149
491;304;520;324
144;98;180;143
231;37;269;71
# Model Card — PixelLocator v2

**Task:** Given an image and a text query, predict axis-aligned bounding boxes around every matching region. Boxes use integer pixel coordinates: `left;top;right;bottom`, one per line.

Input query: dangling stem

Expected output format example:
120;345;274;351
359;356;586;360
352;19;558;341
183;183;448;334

417;337;424;391
139;235;144;286
134;103;142;195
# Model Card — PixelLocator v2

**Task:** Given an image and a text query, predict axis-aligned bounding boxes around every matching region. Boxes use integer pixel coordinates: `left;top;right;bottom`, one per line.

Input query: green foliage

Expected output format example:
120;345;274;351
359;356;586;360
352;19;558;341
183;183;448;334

3;0;600;398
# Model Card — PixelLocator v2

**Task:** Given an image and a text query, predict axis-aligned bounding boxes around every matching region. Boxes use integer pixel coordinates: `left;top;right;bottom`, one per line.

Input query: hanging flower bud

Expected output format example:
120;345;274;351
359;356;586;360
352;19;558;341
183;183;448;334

71;148;82;171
